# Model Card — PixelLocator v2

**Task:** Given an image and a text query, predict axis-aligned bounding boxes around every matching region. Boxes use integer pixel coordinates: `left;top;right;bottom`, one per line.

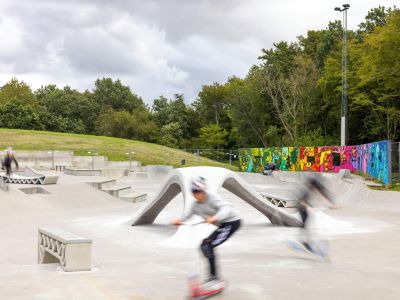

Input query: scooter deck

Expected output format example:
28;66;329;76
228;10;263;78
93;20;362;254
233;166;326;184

188;278;226;299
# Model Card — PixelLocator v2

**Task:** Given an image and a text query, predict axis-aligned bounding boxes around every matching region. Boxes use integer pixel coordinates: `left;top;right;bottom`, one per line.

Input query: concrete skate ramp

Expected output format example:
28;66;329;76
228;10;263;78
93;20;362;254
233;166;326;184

131;167;301;227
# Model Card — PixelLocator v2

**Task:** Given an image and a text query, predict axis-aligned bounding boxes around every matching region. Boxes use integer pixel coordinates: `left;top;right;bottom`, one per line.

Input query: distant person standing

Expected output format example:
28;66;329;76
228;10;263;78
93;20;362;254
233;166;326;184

2;147;19;176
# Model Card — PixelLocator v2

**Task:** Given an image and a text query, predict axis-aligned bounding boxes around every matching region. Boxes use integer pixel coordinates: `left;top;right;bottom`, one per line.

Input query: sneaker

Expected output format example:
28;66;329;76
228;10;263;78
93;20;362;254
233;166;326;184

202;277;223;291
203;276;218;284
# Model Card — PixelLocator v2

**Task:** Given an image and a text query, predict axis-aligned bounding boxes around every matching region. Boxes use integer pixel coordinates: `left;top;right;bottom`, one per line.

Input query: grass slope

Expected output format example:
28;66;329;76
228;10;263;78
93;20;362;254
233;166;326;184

0;129;236;170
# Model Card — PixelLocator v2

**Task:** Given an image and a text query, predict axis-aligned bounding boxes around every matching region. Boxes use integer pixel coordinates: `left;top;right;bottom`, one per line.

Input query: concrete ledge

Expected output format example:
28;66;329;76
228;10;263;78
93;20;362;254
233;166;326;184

119;192;147;203
86;179;116;190
64;168;103;176
38;228;92;272
65;168;129;178
102;185;131;198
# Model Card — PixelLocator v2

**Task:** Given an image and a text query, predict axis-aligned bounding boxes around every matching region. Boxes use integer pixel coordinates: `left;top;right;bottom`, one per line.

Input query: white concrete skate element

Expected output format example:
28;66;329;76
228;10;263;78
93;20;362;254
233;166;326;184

131;167;301;227
86;179;116;189
0;171;58;185
102;185;131;197
38;228;92;272
65;168;129;178
26;166;59;184
119;191;147;203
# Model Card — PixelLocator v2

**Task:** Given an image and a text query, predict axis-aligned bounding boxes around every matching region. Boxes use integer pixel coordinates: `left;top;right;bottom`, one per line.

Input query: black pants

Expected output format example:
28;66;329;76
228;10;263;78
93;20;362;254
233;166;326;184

200;219;241;278
298;204;313;251
298;204;309;228
5;165;11;176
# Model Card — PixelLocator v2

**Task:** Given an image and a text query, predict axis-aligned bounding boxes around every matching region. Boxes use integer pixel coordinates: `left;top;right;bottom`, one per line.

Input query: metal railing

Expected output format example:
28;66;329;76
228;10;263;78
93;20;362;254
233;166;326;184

181;149;239;165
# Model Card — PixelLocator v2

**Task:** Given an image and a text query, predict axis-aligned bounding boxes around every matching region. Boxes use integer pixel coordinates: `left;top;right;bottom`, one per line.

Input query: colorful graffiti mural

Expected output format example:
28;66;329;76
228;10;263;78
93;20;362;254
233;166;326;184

239;141;392;184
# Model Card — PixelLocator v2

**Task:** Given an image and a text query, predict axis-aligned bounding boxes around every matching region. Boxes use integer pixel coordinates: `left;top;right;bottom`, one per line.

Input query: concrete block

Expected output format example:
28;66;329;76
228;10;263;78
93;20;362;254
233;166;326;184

38;228;92;272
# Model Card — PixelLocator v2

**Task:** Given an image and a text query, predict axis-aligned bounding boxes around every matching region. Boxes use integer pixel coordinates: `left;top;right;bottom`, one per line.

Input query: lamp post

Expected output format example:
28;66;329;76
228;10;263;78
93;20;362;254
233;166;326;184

126;151;135;172
48;151;55;170
88;151;98;169
335;4;350;146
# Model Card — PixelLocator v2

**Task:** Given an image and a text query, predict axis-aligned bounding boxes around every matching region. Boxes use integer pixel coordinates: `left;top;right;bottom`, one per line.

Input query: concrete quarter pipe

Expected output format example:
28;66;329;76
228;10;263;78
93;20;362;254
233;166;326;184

131;167;301;227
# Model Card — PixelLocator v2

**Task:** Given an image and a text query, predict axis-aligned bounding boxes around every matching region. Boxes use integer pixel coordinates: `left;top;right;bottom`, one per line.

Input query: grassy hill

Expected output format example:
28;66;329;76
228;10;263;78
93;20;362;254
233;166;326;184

0;129;236;170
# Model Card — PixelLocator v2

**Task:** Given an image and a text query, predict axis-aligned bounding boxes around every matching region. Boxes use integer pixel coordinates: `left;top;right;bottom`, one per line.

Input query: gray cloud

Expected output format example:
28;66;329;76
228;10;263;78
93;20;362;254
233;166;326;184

0;0;398;103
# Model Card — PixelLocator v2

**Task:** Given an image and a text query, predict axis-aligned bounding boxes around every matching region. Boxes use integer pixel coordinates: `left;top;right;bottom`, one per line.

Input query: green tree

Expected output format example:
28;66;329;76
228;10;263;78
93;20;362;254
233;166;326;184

0;78;37;106
92;78;145;112
299;21;342;69
159;122;183;148
152;94;198;146
351;9;400;142
197;124;229;149
226;72;280;147
96;107;158;141
0;102;43;130
36;85;99;133
358;6;392;35
260;49;319;144
193;83;230;129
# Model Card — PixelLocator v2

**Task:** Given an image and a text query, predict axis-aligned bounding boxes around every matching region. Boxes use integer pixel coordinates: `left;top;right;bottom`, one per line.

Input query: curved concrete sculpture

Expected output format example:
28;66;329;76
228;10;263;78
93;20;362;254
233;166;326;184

131;166;301;227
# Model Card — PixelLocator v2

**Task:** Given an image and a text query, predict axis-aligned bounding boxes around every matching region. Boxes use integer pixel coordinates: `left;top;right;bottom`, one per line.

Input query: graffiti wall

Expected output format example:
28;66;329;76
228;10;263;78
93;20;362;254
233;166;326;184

239;141;392;184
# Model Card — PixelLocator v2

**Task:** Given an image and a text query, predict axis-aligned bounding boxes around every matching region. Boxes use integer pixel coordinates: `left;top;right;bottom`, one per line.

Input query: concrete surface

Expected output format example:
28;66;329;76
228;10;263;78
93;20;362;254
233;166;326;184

0;171;399;299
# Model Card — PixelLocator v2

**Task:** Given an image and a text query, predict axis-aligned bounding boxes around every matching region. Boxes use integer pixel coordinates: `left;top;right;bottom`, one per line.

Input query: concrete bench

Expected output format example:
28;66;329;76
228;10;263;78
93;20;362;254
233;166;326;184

86;179;116;190
38;228;92;272
101;185;131;197
119;191;147;203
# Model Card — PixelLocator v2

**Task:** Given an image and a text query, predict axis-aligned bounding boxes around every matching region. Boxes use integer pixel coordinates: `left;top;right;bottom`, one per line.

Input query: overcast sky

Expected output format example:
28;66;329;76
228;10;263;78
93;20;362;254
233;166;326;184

0;0;398;103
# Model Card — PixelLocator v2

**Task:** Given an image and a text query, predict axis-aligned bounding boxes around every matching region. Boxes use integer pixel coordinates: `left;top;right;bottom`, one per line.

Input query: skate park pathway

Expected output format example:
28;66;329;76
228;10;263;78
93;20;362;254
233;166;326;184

0;171;399;299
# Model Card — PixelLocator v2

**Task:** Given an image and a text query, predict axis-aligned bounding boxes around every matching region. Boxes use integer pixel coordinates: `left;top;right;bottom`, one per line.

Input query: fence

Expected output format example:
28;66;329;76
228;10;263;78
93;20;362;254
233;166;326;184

392;142;399;183
181;149;239;165
239;140;392;185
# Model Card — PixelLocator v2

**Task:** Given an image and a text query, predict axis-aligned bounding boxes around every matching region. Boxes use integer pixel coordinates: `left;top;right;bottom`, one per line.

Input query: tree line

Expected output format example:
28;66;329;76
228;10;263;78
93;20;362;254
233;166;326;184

0;6;399;149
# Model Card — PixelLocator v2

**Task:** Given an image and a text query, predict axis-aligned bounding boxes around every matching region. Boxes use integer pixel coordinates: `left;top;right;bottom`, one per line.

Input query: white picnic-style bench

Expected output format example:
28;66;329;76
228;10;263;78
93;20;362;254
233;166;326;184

38;228;92;272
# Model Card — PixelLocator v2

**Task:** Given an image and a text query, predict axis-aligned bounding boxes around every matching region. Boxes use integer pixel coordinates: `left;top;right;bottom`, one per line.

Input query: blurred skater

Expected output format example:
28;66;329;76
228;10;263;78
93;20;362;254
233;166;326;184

171;176;241;285
2;147;19;177
296;177;337;253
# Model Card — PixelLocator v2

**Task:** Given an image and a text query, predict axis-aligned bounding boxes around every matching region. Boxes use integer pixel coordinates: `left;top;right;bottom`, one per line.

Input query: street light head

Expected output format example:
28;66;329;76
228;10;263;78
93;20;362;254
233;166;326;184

343;4;350;9
334;7;342;11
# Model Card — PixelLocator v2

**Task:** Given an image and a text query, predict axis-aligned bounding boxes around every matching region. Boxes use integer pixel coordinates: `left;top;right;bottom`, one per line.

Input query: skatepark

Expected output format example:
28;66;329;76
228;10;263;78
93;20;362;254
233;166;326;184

0;164;399;300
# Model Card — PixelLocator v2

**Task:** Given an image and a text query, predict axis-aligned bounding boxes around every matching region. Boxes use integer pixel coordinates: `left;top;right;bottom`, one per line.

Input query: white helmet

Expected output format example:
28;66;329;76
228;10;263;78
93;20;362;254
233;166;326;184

191;176;207;193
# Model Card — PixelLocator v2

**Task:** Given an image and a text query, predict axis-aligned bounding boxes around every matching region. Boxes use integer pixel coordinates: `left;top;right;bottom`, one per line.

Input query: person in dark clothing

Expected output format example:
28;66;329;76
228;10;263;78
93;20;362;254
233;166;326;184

263;162;276;175
297;177;337;252
3;149;19;176
172;177;241;284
